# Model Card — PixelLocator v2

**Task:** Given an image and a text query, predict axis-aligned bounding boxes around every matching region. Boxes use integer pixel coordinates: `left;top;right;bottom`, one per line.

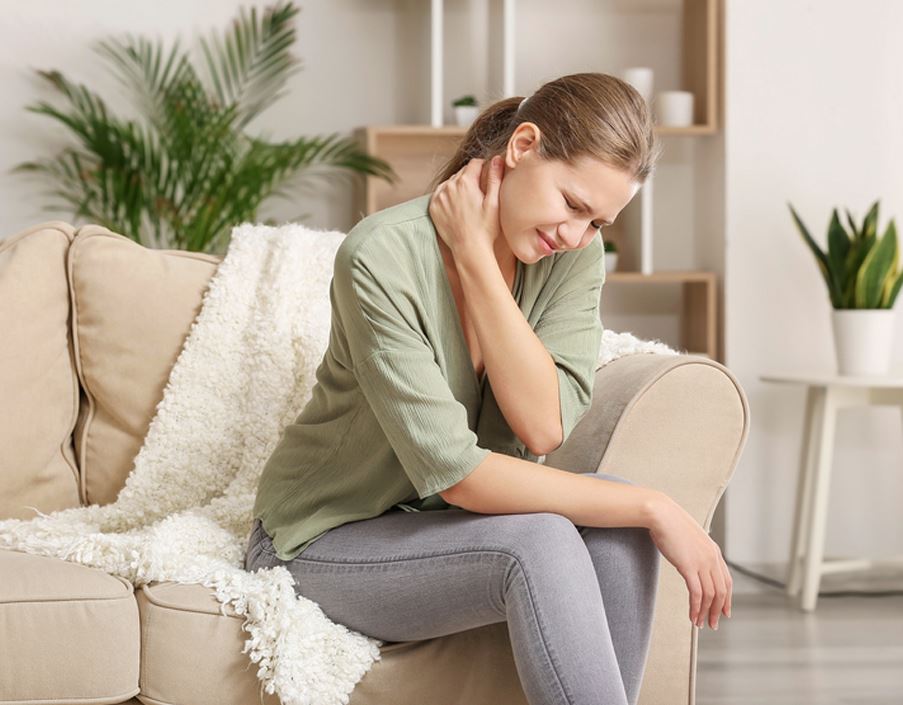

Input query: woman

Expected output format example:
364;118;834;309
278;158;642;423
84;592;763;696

245;72;732;705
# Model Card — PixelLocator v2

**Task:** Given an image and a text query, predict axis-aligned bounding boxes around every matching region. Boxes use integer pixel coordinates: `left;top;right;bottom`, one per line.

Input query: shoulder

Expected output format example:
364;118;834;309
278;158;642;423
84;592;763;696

334;194;435;279
332;194;438;316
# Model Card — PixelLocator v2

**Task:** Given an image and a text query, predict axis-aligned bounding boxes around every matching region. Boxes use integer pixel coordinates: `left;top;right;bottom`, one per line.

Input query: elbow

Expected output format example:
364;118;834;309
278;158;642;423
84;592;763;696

441;451;494;508
526;429;564;457
439;477;468;505
438;485;458;503
440;479;474;510
525;398;567;457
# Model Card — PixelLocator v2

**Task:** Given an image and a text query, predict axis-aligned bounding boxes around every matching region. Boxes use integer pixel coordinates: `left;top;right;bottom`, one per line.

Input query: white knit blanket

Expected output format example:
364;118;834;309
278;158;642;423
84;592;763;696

0;223;678;705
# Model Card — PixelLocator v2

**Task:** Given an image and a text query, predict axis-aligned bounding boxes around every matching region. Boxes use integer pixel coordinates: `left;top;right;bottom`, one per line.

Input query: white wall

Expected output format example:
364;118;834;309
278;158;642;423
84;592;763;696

723;0;903;566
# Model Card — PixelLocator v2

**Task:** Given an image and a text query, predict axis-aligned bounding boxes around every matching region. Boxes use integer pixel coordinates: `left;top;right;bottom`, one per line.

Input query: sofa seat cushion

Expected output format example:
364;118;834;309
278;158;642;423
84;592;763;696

137;581;527;705
0;548;140;704
67;226;221;506
0;222;81;520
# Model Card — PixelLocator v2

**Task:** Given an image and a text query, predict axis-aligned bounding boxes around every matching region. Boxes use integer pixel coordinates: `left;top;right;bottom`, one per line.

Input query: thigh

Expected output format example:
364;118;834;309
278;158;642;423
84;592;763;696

246;509;590;643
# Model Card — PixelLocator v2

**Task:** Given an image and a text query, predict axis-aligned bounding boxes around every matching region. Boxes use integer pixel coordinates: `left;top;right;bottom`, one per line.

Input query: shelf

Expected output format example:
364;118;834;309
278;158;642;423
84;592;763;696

605;270;716;283
603;270;720;363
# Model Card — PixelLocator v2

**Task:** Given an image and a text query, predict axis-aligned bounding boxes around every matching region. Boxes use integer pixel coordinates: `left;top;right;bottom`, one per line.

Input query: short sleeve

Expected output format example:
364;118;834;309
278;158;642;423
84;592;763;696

533;238;605;454
332;236;491;499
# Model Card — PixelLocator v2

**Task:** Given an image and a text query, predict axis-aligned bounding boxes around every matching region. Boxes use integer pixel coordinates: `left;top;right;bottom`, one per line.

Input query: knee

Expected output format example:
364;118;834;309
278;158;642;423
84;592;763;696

605;526;661;579
490;512;584;562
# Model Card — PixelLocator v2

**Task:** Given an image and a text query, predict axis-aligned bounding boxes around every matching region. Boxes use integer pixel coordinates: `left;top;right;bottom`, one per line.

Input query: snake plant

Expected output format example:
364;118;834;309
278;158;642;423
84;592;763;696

788;200;903;309
10;1;397;254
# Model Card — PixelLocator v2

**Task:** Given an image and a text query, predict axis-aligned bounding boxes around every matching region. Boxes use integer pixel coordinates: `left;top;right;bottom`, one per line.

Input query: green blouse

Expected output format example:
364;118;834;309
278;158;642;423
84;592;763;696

252;193;605;560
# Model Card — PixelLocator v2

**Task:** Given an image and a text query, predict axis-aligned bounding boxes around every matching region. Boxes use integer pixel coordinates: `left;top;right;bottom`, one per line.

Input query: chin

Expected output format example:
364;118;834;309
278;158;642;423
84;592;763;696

521;229;553;263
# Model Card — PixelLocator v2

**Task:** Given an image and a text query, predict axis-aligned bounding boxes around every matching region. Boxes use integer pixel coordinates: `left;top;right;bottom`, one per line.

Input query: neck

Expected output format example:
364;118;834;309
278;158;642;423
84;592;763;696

479;159;518;278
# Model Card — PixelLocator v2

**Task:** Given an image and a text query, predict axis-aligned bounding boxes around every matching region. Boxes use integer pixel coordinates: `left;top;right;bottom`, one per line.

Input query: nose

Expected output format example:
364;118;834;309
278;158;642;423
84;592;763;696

558;220;588;249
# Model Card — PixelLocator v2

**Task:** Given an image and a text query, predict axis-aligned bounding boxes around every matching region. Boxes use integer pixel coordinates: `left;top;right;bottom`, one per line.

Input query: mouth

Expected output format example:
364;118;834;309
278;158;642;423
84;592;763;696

536;230;558;254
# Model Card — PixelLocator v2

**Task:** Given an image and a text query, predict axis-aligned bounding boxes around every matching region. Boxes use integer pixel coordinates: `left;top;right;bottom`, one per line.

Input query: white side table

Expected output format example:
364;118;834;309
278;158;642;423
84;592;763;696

760;371;903;611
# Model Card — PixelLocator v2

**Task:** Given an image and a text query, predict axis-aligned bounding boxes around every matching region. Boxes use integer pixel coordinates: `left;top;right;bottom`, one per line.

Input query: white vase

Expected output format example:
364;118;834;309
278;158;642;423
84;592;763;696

831;309;896;376
604;252;618;274
656;90;695;127
453;106;480;127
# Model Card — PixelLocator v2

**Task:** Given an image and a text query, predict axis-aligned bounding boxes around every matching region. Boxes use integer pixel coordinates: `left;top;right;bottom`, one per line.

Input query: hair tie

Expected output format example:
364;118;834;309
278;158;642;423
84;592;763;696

518;95;529;111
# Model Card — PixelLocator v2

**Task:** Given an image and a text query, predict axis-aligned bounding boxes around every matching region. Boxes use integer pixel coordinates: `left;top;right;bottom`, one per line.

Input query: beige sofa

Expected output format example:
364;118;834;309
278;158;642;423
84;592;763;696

0;221;750;705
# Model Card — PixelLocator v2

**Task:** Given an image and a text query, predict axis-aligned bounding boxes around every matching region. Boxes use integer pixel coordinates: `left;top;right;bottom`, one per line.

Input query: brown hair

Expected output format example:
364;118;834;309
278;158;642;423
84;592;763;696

427;72;662;194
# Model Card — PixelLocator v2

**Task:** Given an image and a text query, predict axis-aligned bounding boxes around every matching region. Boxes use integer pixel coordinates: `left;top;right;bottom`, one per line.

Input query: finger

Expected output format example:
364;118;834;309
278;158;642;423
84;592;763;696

697;570;714;629
486;155;504;201
710;570;727;629
460;158;483;177
685;571;702;625
722;561;733;618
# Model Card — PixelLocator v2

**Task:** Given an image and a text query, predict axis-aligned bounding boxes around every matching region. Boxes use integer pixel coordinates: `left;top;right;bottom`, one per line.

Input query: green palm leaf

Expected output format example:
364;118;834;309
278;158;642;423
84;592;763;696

198;1;301;128
10;0;397;253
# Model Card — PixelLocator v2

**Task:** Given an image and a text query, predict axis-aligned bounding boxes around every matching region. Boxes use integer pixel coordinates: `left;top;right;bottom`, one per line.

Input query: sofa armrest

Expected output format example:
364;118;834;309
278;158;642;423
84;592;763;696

546;352;750;530
544;352;750;705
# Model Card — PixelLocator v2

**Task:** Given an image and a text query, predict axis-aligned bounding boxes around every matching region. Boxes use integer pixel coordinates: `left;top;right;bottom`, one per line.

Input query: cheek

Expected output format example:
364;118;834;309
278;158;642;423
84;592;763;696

498;179;544;245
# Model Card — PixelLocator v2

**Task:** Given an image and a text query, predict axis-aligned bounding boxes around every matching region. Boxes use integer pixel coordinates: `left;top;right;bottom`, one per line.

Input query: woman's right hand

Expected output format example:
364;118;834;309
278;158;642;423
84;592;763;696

647;493;732;630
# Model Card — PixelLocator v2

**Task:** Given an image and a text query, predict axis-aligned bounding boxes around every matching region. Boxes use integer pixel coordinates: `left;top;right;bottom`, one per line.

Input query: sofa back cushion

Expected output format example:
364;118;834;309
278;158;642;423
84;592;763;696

68;226;221;505
0;222;82;520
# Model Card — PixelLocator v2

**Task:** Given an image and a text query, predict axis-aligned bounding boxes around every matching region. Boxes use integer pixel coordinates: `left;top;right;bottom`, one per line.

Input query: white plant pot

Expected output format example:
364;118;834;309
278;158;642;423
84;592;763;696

453;105;480;127
604;252;618;274
831;309;896;376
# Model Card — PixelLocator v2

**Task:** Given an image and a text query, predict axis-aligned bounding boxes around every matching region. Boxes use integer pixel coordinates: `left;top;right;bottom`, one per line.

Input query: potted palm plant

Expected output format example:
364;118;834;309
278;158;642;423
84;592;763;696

10;0;397;254
789;200;903;375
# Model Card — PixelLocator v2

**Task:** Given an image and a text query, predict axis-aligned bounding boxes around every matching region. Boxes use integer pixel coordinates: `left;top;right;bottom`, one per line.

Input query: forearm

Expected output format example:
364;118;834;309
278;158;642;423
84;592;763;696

454;245;562;454
446;451;663;529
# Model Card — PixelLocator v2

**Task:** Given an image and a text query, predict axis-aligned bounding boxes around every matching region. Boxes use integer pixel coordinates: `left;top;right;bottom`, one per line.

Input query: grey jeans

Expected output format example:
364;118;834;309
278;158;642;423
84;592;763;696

244;472;660;705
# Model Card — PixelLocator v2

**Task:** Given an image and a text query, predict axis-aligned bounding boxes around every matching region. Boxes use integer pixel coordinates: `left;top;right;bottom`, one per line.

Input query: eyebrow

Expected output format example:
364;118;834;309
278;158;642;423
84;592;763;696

571;191;614;226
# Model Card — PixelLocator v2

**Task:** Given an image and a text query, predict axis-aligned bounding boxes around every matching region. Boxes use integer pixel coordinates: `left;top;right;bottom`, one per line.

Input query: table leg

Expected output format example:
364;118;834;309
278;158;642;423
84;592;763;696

787;385;820;596
801;386;838;612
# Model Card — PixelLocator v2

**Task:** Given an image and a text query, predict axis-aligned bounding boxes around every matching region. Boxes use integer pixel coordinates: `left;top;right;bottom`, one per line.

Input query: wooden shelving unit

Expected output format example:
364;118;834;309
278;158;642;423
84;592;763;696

350;0;723;363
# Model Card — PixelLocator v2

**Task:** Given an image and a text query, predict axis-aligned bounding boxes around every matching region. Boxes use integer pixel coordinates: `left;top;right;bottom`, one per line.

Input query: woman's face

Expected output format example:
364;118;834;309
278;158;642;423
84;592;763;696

491;122;641;263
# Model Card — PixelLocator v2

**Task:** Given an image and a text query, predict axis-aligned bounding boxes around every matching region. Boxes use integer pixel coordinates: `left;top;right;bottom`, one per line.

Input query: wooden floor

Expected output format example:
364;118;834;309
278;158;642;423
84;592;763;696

695;562;903;705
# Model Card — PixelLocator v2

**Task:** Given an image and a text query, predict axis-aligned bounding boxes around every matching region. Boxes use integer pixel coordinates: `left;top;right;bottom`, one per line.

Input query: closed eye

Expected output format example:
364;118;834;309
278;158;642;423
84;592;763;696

564;195;604;231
